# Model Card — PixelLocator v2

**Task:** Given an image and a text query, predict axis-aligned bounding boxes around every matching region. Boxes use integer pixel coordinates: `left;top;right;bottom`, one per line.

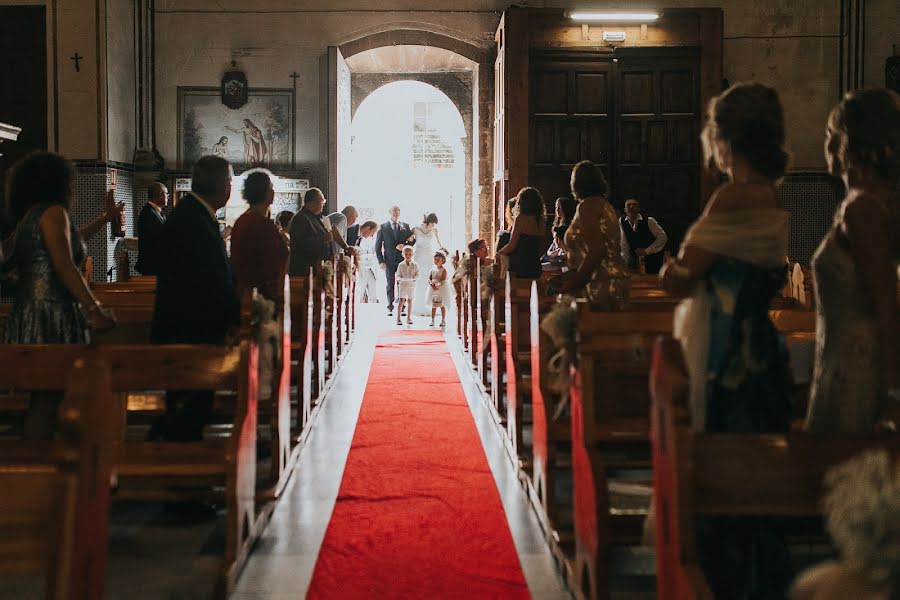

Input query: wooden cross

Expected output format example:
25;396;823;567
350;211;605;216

70;52;83;72
290;71;300;87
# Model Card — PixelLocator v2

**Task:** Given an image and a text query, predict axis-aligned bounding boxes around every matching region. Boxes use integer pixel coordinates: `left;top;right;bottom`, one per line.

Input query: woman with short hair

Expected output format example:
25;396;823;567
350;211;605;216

230;168;289;304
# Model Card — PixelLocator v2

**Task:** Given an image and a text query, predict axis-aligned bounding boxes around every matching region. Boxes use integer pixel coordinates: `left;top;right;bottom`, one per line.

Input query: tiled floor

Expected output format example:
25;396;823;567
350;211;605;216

231;303;570;599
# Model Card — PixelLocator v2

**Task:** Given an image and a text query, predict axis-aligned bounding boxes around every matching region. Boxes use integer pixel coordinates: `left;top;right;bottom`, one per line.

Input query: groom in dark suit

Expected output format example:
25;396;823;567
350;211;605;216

375;205;414;315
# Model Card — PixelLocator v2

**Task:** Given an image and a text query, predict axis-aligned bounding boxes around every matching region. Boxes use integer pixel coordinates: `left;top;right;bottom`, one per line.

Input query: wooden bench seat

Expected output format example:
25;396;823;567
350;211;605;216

0;338;261;597
0;356;114;600
650;336;900;600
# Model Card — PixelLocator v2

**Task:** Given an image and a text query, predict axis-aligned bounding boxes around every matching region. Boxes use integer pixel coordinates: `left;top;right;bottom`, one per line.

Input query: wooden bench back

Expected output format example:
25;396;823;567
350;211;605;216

0;356;114;599
650;336;900;600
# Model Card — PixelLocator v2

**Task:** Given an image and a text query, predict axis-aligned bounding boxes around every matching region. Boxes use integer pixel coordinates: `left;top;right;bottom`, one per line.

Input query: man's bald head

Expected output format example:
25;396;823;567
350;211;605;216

147;182;168;208
342;205;359;226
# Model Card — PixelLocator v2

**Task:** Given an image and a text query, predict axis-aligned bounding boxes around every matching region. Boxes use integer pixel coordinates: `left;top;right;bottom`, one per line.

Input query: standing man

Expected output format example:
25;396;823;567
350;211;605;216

375;205;414;316
619;198;667;274
288;188;333;276
327;205;359;258
150;156;241;441
135;182;168;275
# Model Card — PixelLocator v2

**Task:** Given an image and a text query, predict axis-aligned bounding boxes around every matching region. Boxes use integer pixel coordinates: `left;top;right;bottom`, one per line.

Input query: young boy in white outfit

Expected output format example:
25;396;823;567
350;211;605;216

395;246;419;325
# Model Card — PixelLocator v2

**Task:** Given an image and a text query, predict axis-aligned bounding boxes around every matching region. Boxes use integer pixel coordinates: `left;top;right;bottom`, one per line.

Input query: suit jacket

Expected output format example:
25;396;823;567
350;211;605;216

346;223;360;248
288;207;328;276
135;203;166;275
151;193;240;345
375;220;414;269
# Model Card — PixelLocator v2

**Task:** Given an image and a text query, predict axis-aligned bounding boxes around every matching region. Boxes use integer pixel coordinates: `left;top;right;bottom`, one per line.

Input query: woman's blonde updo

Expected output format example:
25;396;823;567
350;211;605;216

702;82;790;181
827;89;900;185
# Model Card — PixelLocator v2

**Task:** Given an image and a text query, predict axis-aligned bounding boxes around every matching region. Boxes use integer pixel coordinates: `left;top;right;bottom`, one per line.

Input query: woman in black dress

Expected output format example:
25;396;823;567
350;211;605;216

497;187;546;279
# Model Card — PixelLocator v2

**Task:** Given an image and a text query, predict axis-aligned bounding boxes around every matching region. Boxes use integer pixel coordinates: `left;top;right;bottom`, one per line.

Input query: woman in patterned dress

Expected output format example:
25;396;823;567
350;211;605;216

3;151;117;436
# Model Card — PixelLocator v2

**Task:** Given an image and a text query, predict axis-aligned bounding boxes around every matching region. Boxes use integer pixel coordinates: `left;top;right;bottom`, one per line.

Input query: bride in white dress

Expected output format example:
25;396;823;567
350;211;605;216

411;213;448;316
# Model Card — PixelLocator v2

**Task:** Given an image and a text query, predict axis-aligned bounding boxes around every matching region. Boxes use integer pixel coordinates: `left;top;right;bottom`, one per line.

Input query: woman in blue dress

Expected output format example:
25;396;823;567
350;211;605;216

3;152;117;436
661;83;794;598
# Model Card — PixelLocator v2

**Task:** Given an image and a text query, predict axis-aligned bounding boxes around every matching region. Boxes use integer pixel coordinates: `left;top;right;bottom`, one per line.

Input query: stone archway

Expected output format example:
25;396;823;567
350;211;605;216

333;29;494;248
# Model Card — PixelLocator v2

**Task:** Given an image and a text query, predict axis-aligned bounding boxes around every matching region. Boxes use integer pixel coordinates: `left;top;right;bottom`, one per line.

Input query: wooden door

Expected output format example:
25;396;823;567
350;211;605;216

327;46;351;213
0;6;47;222
529;53;613;209
614;49;700;252
528;49;700;251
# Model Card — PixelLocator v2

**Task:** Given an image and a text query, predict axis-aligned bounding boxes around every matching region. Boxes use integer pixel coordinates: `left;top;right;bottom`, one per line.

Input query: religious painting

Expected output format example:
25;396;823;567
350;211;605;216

177;87;294;169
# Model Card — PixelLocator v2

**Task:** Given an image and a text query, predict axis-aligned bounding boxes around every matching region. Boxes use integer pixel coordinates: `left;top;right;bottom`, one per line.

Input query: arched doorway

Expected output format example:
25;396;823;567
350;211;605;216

342;81;467;252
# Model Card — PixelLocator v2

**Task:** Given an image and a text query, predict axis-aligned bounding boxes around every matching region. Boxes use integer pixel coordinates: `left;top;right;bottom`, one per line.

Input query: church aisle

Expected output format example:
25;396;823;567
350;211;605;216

231;306;568;599
306;329;529;598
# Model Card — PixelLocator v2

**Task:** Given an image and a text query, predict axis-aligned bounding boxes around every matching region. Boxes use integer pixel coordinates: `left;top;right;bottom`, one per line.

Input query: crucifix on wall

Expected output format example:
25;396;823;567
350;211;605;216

70;52;83;72
290;71;300;92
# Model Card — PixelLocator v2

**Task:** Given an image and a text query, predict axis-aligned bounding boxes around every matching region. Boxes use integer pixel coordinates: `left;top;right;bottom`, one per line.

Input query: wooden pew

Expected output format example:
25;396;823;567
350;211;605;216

289;275;314;437
488;264;508;420
468;257;479;369
1;339;262;596
564;303;816;600
650;336;900;600
505;275;534;473
0;355;114;600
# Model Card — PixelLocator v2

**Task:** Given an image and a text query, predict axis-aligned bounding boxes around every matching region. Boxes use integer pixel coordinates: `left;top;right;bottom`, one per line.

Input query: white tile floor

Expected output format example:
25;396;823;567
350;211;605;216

231;303;570;599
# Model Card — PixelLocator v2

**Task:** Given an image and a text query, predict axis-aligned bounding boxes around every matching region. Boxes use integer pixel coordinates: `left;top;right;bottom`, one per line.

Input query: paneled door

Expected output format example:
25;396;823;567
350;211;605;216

0;6;47;220
529;49;701;252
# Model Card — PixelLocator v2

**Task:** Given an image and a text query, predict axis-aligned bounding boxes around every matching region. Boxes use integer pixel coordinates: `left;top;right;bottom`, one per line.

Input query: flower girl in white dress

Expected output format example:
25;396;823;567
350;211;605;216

428;251;452;328
395;246;419;325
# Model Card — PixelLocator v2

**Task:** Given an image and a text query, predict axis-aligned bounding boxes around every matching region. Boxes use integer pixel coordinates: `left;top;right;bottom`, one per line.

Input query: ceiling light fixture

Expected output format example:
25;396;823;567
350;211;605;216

569;11;659;22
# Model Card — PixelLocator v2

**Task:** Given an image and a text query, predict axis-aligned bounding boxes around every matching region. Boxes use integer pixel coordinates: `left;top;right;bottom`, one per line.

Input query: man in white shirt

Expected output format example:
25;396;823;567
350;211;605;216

619;198;667;274
327;205;358;259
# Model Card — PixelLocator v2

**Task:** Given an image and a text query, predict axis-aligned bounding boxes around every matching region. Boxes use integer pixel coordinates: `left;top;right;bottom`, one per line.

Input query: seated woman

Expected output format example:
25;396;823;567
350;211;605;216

551;161;629;310
805;89;900;433
661;82;794;598
230;168;290;306
497;187;546;280
3;151;118;438
494;197;517;279
542;225;569;268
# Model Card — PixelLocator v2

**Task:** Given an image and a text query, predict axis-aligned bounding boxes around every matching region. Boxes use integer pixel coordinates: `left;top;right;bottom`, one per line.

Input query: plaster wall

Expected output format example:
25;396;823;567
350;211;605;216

106;0;136;163
154;1;894;179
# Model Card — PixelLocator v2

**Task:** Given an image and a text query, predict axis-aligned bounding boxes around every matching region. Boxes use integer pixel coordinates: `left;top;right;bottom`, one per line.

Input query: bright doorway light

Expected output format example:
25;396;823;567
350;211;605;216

345;80;467;253
569;11;659;22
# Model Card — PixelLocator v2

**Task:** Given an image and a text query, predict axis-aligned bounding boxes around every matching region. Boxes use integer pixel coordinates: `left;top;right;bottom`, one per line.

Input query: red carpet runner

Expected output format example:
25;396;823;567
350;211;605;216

307;330;530;599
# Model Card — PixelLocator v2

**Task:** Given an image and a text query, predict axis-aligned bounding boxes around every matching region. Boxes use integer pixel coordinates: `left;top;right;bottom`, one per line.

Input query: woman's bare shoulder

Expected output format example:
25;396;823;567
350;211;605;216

706;182;777;215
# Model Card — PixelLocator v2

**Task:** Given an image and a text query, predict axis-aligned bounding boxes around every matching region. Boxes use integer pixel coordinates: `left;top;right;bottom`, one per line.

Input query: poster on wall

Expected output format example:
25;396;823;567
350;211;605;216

177;87;294;170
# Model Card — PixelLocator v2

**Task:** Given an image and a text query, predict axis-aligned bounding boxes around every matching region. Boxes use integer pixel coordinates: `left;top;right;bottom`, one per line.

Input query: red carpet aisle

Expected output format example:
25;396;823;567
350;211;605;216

307;330;531;599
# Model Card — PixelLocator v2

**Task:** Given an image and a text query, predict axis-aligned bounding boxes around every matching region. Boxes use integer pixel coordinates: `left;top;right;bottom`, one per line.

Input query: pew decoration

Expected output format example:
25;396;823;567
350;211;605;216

341;255;353;281
539;298;577;419
823;449;900;582
480;266;499;301
319;260;335;304
251;294;281;402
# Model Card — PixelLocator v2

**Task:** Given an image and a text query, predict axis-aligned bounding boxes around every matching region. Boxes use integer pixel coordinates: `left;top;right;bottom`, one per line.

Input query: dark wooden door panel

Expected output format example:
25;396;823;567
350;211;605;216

0;6;47;218
529;50;699;251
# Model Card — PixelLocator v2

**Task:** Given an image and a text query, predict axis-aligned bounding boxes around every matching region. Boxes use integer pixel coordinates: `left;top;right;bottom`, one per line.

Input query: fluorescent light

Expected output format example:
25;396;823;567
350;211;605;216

569;11;659;22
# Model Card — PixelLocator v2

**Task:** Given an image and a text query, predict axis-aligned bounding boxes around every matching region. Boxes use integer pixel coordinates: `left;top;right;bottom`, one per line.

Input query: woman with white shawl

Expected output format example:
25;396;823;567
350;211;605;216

659;83;794;599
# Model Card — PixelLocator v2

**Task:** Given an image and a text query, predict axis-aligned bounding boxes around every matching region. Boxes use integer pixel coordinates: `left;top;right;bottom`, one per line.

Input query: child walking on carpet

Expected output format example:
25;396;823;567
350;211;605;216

395;246;419;326
429;251;451;328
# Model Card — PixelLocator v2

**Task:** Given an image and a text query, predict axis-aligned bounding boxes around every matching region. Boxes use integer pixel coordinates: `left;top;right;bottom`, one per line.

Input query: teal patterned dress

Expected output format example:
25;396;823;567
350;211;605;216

697;258;794;599
3;202;90;344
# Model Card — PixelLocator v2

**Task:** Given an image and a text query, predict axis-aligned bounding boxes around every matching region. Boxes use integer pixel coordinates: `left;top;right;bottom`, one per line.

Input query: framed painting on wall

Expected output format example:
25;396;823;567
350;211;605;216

177;87;295;169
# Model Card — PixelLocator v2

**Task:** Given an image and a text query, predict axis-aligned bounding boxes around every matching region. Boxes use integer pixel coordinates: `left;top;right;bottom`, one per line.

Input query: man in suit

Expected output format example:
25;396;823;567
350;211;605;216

135;182;168;275
288;188;333;276
375;205;414;315
150;155;241;441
